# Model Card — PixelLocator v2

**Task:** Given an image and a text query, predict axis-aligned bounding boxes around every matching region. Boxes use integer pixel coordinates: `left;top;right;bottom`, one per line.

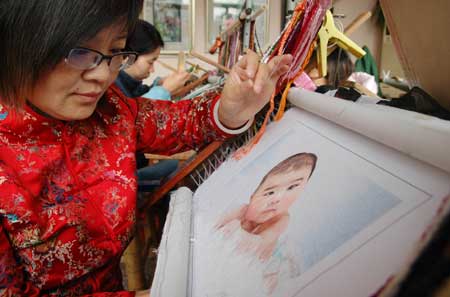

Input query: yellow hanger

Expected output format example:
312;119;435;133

317;10;366;76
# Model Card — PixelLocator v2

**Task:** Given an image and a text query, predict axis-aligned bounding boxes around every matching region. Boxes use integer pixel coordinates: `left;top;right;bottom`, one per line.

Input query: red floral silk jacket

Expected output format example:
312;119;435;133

0;85;231;296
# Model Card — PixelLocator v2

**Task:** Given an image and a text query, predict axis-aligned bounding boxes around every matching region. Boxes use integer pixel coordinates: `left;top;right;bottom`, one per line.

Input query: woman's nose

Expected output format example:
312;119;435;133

82;59;111;83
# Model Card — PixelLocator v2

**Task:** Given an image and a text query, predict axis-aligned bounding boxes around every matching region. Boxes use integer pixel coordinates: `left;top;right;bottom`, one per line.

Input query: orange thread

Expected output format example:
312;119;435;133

233;0;309;160
274;81;293;121
275;36;317;121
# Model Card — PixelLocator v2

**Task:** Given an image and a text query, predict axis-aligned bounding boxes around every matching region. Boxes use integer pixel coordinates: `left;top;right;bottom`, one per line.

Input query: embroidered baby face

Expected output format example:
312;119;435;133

244;166;313;224
26;23;128;120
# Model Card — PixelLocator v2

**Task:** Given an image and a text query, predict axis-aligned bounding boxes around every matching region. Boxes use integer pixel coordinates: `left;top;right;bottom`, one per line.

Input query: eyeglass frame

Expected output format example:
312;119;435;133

64;47;139;71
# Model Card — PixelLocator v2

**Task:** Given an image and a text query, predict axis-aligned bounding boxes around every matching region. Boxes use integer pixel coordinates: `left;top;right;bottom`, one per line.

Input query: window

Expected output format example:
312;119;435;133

143;0;193;51
142;0;281;54
207;0;268;50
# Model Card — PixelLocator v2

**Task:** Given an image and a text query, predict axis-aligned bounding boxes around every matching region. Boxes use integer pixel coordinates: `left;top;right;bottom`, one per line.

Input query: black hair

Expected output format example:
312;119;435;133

0;0;143;108
326;48;354;88
126;19;164;55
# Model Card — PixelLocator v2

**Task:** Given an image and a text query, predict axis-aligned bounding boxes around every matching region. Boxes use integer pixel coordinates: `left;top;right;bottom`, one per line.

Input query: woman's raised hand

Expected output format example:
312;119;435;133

218;50;293;128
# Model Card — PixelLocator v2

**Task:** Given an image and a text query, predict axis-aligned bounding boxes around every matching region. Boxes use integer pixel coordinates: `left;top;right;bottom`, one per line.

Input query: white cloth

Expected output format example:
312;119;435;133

194;219;302;297
347;72;378;95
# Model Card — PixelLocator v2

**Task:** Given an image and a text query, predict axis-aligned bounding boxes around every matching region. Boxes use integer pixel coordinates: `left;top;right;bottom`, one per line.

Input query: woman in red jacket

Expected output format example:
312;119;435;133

0;0;291;296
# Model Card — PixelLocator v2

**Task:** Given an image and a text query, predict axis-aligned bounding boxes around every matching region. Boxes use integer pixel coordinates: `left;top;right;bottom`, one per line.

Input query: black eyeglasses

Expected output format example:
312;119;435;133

65;47;138;71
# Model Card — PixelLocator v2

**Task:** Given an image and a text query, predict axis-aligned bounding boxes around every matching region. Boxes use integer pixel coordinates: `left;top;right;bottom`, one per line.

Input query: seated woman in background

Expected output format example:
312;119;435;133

309;48;379;96
115;19;190;100
116;20;188;185
309;49;355;93
0;0;292;295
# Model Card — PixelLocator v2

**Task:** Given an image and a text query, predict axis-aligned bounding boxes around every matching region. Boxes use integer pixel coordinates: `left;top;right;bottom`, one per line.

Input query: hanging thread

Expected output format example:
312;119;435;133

233;0;331;160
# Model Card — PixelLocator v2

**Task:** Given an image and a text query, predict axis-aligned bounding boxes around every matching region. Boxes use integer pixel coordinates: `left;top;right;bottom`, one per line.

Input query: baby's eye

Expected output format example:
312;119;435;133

264;191;275;197
287;183;301;191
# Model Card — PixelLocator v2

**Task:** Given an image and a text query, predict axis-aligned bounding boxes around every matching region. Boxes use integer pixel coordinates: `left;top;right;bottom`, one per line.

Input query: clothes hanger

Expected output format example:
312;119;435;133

317;10;366;76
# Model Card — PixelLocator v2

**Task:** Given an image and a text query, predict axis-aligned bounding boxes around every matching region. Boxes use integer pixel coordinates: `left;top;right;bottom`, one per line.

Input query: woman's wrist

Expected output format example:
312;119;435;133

214;99;253;134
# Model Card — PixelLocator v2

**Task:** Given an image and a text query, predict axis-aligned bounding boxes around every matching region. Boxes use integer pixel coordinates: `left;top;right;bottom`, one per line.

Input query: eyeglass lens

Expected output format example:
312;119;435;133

66;48;136;70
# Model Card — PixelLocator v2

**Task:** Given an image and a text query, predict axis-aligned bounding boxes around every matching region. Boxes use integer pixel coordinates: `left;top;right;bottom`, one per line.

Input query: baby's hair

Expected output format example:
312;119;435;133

259;152;318;186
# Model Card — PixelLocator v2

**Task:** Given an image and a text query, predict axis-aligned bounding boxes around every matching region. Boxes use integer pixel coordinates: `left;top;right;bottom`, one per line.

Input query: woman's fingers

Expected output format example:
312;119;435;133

252;54;293;94
267;54;293;80
233;66;250;83
181;71;191;82
235;50;260;80
244;50;260;78
229;51;260;90
253;63;271;94
227;52;293;100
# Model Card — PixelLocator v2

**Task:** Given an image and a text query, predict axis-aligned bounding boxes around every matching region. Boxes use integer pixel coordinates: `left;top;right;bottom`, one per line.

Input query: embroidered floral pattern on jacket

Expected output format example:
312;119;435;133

0;85;229;296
